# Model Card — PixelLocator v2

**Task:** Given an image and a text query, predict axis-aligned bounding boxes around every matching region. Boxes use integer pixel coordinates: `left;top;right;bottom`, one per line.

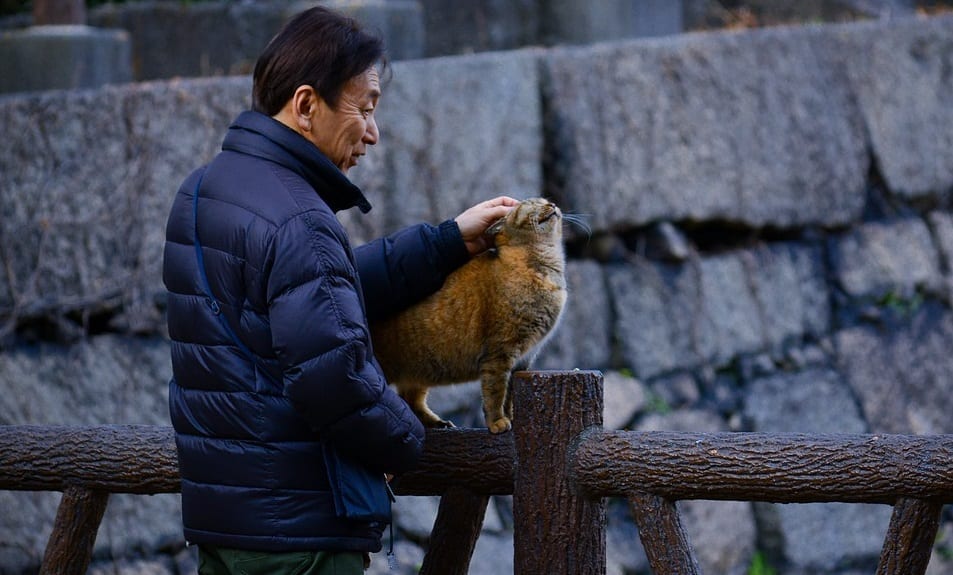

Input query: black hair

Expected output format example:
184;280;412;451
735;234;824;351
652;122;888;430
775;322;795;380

252;6;387;116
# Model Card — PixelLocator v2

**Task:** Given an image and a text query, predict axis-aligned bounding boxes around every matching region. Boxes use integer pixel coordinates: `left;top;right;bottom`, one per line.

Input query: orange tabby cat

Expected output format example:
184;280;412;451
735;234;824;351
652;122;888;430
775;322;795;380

371;197;567;434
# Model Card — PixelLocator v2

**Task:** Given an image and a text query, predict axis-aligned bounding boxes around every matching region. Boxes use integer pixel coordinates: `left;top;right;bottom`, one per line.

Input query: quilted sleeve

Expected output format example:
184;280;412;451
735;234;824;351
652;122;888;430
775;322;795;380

267;211;425;474
354;219;469;322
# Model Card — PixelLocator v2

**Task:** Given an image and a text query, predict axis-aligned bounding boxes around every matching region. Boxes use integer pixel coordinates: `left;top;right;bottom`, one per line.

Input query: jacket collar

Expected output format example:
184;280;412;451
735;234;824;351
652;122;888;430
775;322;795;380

221;110;372;214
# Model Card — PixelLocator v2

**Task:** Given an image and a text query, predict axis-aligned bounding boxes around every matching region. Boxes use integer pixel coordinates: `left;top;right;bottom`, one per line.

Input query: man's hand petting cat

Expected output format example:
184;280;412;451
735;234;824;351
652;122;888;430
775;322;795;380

454;196;519;255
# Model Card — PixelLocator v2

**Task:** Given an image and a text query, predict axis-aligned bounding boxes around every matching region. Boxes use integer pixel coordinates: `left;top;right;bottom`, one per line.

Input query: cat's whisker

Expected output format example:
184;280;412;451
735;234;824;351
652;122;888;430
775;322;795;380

562;213;592;239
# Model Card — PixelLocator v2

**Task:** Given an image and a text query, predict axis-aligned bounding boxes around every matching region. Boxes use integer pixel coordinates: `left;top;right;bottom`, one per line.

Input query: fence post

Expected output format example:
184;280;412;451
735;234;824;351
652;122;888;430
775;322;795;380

512;370;606;575
628;492;701;575
39;486;109;575
418;487;489;575
876;497;943;575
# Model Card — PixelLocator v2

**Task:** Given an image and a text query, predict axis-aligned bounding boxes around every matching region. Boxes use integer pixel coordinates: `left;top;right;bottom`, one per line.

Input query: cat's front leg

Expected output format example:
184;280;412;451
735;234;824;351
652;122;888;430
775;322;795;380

503;371;515;422
398;384;455;428
503;356;533;422
479;359;515;433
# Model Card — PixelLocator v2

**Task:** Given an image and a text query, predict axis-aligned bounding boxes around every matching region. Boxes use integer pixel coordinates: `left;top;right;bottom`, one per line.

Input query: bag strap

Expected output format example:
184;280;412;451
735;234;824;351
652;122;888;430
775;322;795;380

191;170;280;385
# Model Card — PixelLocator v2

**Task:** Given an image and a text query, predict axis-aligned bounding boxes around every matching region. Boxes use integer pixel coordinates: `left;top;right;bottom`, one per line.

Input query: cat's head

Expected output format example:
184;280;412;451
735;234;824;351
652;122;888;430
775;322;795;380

485;197;563;247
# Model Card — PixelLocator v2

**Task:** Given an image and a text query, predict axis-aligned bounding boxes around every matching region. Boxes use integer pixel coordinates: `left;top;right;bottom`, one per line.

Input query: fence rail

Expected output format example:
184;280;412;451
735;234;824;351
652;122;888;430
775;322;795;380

1;370;952;574
571;429;953;503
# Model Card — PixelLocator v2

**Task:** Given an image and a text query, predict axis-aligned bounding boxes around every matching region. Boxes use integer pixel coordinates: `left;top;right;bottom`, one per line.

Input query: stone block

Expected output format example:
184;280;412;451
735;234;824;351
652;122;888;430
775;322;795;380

420;0;682;57
539;0;683;46
927;521;953;575
90;2;279;80
93;494;183;571
0;491;59;574
929;209;953;253
1;48;538;331
0;25;131;94
319;0;424;62
0;335;179;574
842;14;953;200
695;253;764;365
393;495;440;541
684;0;915;30
540;24;868;233
927;210;953;291
534;259;612;370
608;244;828;379
468;531;515;575
744;367;867;433
419;0;683;58
607;259;699;379
648;371;701;410
421;380;483;429
829;216;942;300
0;335;171;426
602;370;647;430
637;405;725;432
835;304;953;435
607;499;646;575
749;242;831;348
0;78;249;331
680;498;756;575
743;367;891;571
90;1;423;82
417;0;536;57
762;502;891;572
347;50;543;238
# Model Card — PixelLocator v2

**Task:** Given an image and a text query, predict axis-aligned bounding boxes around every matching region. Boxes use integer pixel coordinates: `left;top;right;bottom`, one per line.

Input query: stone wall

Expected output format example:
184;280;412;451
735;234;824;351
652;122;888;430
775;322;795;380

1;0;683;94
2;13;953;575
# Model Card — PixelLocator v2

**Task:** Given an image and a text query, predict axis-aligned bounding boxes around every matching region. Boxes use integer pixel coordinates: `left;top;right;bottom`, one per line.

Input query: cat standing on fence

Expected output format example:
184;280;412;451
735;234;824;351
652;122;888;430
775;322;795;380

372;197;573;433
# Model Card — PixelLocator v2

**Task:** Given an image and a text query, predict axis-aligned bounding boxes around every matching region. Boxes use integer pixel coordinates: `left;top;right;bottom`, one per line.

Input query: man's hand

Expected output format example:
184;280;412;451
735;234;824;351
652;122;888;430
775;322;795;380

454;196;520;256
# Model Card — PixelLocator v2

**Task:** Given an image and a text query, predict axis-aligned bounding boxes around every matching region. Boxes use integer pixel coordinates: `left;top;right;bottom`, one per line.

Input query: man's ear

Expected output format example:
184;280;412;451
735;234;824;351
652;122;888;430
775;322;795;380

290;85;318;133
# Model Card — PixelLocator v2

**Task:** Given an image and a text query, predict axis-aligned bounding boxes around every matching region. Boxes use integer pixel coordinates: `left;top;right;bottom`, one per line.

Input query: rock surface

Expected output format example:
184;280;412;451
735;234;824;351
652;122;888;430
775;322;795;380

3;13;953;575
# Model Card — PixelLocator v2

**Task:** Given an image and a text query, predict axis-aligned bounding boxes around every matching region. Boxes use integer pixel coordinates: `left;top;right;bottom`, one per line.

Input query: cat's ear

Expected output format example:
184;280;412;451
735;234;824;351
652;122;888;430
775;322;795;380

485;216;507;237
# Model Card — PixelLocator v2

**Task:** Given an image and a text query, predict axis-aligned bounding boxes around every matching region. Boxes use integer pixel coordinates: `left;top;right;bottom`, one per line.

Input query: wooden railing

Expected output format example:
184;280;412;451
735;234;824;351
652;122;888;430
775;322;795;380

1;371;952;574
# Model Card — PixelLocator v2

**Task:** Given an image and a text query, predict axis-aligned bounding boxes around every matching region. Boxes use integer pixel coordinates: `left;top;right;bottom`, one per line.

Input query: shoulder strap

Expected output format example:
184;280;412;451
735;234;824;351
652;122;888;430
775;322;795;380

191;170;280;386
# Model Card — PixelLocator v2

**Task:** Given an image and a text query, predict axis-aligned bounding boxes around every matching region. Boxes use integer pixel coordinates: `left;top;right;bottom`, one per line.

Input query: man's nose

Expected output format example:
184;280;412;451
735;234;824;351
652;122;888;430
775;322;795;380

364;116;379;146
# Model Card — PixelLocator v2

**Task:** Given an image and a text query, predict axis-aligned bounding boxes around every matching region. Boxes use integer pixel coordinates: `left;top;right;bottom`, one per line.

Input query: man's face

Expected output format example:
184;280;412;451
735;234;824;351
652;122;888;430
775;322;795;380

309;67;381;174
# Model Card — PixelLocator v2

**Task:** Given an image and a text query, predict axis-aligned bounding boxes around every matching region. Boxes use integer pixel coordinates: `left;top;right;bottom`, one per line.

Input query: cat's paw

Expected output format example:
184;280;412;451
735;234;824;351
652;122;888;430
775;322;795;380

487;417;512;434
427;418;456;429
416;411;456;429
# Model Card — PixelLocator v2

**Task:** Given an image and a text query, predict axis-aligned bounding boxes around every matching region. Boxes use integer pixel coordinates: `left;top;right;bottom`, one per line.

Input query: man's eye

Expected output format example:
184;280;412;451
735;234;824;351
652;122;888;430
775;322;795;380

362;108;374;118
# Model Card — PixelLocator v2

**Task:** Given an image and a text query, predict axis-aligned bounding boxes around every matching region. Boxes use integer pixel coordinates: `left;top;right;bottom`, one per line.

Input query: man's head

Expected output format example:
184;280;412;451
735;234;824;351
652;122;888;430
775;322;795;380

254;6;386;174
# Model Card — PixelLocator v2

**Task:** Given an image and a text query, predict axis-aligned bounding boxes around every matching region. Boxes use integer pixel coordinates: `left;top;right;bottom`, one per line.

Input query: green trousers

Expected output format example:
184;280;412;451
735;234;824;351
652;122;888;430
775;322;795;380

198;545;366;575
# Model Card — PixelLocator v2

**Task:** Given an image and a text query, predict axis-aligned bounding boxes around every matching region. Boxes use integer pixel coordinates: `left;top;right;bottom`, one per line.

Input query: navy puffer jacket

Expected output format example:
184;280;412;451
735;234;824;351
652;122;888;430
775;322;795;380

163;111;467;552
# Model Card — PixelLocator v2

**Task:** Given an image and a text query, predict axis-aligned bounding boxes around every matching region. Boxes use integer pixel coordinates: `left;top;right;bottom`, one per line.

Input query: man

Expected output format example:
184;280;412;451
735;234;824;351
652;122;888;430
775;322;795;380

163;6;516;574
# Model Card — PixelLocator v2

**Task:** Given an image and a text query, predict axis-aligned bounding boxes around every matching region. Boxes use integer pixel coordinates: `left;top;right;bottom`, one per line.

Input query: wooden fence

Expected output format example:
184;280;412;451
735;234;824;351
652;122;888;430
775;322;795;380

1;370;952;574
